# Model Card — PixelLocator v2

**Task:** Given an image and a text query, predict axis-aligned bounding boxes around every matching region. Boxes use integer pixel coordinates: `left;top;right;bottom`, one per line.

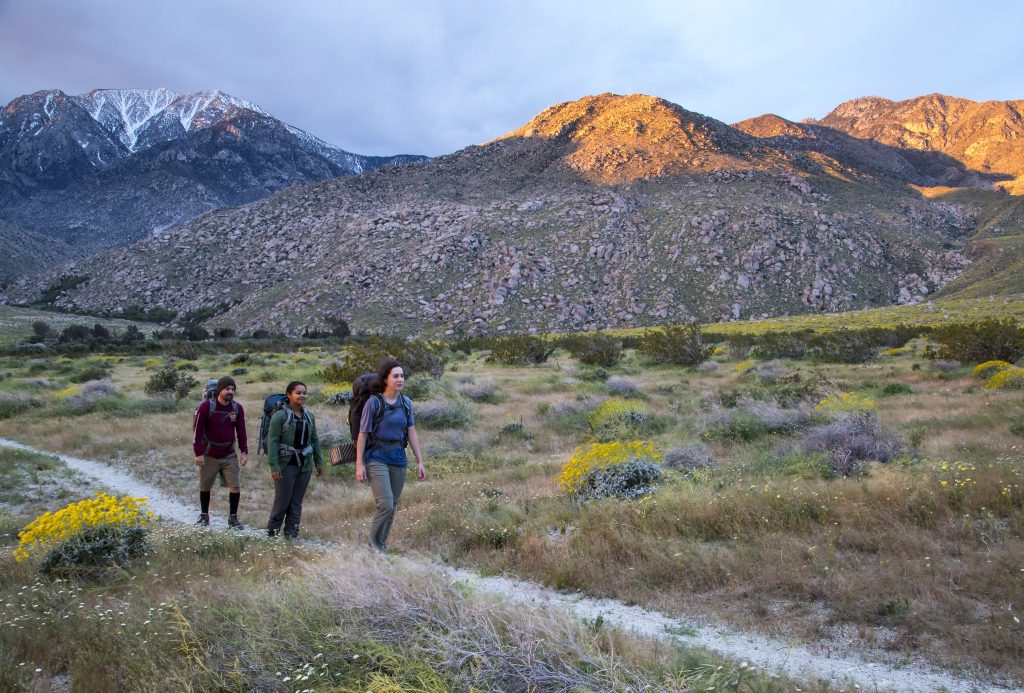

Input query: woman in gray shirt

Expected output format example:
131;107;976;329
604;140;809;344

355;358;426;553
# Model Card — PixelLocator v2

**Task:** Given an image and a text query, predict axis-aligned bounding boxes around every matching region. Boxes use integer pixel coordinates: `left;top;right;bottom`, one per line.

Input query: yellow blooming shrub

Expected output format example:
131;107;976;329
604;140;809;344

14;493;154;562
735;359;755;374
557;441;661;493
973;360;1013;380
985;367;1024;390
587;398;647;432
54;386;82;400
320;383;351;398
142;357;162;369
815;392;877;416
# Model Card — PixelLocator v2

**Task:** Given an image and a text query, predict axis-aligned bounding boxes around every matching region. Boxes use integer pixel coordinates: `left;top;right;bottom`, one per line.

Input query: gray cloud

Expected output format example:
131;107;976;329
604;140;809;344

1;0;1022;156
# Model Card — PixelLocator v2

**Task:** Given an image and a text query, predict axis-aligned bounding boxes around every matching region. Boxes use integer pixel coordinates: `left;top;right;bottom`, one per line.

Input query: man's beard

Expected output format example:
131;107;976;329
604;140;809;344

221;393;234;402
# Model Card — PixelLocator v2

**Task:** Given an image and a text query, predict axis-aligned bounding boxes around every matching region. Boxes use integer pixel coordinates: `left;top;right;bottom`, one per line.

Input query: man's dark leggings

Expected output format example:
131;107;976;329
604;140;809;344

267;463;312;538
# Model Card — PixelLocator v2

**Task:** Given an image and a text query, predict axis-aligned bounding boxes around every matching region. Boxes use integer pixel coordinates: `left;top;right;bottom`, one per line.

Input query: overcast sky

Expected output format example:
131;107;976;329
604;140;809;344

2;0;1021;157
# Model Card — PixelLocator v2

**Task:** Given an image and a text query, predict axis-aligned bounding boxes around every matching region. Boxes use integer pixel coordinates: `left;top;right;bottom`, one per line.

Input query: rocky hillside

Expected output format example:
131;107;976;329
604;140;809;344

0;88;427;266
0;219;75;282
5;93;983;336
811;94;1024;194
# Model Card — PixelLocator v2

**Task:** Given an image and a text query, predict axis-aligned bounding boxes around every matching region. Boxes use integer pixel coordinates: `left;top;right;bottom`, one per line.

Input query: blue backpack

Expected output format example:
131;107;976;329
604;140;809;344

257;393;289;455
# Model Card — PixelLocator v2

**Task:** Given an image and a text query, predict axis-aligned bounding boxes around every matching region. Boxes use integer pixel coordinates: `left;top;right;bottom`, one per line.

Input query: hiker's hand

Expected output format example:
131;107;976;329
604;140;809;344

271;471;282;481
239;453;248;466
316;466;323;478
195;455;204;466
416;462;426;481
356;463;366;482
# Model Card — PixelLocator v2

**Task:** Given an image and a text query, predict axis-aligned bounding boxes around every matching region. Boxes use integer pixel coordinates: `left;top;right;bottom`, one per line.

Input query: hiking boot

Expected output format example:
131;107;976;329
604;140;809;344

228;514;244;530
195;513;210;527
267;528;279;537
368;540;387;554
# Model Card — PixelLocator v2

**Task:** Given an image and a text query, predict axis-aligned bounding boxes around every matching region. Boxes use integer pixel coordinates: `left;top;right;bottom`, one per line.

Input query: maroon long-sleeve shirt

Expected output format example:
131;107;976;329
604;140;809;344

192;398;248;458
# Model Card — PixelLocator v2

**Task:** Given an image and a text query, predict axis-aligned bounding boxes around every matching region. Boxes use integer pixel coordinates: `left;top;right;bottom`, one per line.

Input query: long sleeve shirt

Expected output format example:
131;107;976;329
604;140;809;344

192;398;248;458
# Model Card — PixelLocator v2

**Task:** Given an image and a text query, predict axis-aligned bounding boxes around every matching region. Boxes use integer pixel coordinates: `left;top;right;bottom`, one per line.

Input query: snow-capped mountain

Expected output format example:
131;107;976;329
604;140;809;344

0;88;428;270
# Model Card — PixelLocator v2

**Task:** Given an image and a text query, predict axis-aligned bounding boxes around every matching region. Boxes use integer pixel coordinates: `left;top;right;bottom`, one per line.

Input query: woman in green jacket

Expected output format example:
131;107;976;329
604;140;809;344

266;381;323;538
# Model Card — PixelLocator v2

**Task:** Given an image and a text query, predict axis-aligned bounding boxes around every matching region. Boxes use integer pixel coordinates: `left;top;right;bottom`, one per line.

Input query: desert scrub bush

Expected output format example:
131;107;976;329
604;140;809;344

815;392;877;417
14;493;153;570
560;332;623;367
143;366;198;399
0;393;43;419
793;412;902;476
317;382;351;406
636;323;712;366
879;382;913;397
578;459;663;500
575;365;609;382
985;367;1024;390
485;334;555;366
932;318;1024;364
605;376;639;397
323;335;448;382
401;375;435;400
68;362;113;383
557;441;661;494
973;360;1013;379
456;378;502;403
662;442;717;473
587;397;650;440
701;398;811;442
413;398;471;429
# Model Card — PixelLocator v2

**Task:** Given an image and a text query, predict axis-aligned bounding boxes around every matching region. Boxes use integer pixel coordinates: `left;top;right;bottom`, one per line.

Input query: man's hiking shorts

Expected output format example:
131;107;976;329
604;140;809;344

198;452;240;491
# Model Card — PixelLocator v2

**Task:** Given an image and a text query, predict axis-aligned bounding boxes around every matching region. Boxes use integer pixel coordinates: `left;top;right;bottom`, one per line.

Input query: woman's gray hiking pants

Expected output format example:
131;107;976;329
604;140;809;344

267;463;312;538
367;460;406;550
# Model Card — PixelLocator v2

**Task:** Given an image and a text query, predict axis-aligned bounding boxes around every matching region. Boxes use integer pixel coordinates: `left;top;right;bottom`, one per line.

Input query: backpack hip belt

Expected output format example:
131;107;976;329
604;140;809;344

278;442;314;461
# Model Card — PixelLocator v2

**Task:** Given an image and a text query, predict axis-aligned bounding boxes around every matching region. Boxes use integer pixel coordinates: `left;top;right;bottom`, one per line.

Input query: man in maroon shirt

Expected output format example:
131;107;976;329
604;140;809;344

192;376;248;528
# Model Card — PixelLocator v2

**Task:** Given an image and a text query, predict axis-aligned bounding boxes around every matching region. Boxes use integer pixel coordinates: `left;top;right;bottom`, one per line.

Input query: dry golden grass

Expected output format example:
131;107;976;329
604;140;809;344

2;345;1023;683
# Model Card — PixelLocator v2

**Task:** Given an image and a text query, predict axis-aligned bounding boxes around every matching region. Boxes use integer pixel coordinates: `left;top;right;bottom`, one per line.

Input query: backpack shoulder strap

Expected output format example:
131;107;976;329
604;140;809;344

371;394;386;430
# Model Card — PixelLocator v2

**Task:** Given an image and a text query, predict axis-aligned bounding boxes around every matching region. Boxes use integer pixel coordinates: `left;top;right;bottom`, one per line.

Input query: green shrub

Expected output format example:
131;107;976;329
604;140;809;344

143;367;198;399
39;524;149;578
326;335;449;382
636;324;712;366
578;460;663;500
486;335;555;366
69;363;113;383
230;367;248;376
933;318;1024;364
0;394;43;419
561;333;623;367
880;382;913;397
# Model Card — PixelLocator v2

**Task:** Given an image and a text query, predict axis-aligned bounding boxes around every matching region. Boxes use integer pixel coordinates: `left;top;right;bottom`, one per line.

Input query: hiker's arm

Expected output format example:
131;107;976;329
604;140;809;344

236;406;248;465
408;426;426;481
267;412;283;480
310;413;323;474
193;400;208;464
355;432;367;482
355;398;377;483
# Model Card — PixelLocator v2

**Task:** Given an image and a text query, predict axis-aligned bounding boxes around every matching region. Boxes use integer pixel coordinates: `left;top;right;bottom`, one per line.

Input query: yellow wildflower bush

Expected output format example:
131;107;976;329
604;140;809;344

735;359;755;374
142;357;162;369
557;441;661;494
815;392;877;416
985;367;1024;390
973;360;1013;380
14;493;154;562
54;385;82;400
587;398;647;432
320;383;351;399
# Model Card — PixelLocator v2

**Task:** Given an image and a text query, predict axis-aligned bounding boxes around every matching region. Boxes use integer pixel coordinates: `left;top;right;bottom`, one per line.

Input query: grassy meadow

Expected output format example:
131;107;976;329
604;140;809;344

0;318;1022;689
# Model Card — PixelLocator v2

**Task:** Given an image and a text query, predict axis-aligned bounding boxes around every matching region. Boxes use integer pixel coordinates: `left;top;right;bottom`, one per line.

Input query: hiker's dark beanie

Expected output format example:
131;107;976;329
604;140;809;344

215;376;236;397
